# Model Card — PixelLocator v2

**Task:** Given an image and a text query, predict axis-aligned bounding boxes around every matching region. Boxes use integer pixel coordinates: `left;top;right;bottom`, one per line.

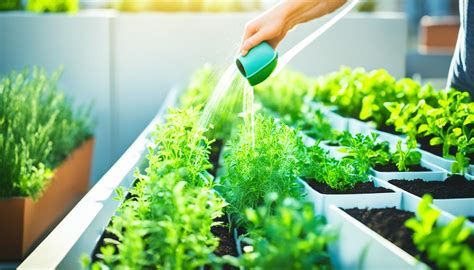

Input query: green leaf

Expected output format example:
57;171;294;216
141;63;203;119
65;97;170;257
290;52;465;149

430;137;444;146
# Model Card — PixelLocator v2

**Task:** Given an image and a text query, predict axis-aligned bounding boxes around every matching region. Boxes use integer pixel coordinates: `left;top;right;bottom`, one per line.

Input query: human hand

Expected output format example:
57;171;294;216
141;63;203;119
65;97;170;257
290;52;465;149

240;0;347;56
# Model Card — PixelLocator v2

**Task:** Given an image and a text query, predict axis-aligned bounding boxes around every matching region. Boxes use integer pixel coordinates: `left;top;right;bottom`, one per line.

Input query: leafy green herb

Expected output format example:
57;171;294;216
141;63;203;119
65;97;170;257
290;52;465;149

302;141;369;191
405;195;474;269
90;107;228;269
391;139;421;171
149;106;214;186
240;193;335;270
223;114;304;226
0;67;93;199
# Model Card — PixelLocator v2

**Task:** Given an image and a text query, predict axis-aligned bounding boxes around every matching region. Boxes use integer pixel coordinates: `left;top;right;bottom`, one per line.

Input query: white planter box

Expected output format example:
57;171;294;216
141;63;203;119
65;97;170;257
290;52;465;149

347;118;375;135
419;149;474;175
326;206;428;270
301;177;400;215
370;159;447;181
326;192;460;269
322;110;348;132
381;178;474;219
319;140;347;160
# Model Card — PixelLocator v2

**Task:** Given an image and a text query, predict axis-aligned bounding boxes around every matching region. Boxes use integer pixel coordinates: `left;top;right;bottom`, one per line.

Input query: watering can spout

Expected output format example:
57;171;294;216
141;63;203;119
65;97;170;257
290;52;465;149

236;41;278;86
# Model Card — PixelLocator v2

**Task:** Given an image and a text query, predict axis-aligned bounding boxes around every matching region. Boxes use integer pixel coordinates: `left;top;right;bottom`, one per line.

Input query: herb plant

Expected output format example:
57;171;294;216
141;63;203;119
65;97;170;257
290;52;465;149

0;0;21;10
302;142;369;191
89;107;228;269
0;67;93;199
149;107;214;186
223;114;304;225
405;195;474;269
240;193;335;270
391;139;421;172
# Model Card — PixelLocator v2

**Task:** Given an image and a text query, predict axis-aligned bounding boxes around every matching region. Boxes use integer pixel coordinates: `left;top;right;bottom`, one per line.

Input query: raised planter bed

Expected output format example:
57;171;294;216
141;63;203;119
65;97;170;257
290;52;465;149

0;138;94;261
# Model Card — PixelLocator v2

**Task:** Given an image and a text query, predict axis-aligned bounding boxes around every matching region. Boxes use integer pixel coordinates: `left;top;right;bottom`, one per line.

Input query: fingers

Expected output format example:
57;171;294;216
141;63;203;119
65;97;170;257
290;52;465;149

241;30;266;56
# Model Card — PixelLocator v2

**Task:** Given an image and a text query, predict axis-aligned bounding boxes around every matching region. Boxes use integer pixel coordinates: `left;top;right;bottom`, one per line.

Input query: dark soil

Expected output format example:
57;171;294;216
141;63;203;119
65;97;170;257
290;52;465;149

344;207;474;269
325;141;341;147
416;136;474;161
306;180;393;194
389;175;474;199
344;207;418;256
208;139;224;177
468;216;474;223
373;163;430;172
211;216;238;258
376;123;403;135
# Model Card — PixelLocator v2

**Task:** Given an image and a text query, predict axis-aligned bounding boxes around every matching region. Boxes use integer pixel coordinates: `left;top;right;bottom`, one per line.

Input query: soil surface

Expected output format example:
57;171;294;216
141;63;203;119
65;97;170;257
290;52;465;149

208;139;224;177
211;216;238;258
373;163;430;172
376;123;402;135
344;207;474;269
325;141;341;147
389;175;474;199
344;207;418;257
306;180;393;194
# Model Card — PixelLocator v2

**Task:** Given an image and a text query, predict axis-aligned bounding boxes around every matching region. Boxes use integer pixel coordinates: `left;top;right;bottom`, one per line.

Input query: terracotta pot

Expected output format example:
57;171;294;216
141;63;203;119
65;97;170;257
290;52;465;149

0;138;94;260
419;16;459;53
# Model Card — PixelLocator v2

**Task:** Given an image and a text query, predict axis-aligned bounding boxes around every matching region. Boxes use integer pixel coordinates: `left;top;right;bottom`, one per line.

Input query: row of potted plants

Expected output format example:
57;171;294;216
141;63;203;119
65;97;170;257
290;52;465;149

253;67;474;268
0;67;94;260
87;65;472;269
257;68;473;176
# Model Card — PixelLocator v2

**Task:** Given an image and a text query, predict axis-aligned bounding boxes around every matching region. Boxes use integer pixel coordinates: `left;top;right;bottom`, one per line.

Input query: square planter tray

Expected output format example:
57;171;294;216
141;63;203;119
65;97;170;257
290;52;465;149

300;177;401;215
419;149;474;176
0;138;94;260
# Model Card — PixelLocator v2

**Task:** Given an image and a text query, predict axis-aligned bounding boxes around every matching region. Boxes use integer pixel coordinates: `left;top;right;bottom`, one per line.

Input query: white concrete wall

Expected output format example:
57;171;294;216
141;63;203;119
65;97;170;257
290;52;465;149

0;11;407;184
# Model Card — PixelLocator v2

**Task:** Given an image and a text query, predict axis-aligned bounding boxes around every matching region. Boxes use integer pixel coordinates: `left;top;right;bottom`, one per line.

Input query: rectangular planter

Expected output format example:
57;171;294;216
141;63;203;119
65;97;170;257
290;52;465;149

326;195;459;269
379;177;474;220
347;118;375;135
419;149;474;175
370;159;447;181
301;177;401;215
0;139;94;260
326;205;429;270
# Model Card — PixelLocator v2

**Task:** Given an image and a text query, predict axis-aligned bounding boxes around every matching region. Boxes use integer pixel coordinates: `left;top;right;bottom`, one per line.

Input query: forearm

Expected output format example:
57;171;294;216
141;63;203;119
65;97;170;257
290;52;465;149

280;0;347;30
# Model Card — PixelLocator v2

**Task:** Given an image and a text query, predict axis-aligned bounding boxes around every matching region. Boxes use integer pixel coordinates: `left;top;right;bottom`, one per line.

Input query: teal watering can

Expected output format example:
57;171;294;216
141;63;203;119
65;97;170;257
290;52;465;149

236;41;278;86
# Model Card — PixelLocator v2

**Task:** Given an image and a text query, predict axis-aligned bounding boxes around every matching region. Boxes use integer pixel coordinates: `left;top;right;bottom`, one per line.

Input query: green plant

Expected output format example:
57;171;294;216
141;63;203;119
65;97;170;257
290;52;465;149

239;193;335;270
88;108;228;269
391;139;421;171
405;195;474;269
255;70;310;126
417;90;473;174
301;140;369;191
0;67;93;199
27;0;78;12
222;114;304;226
149;106;214;186
88;172;227;269
339;132;423;172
